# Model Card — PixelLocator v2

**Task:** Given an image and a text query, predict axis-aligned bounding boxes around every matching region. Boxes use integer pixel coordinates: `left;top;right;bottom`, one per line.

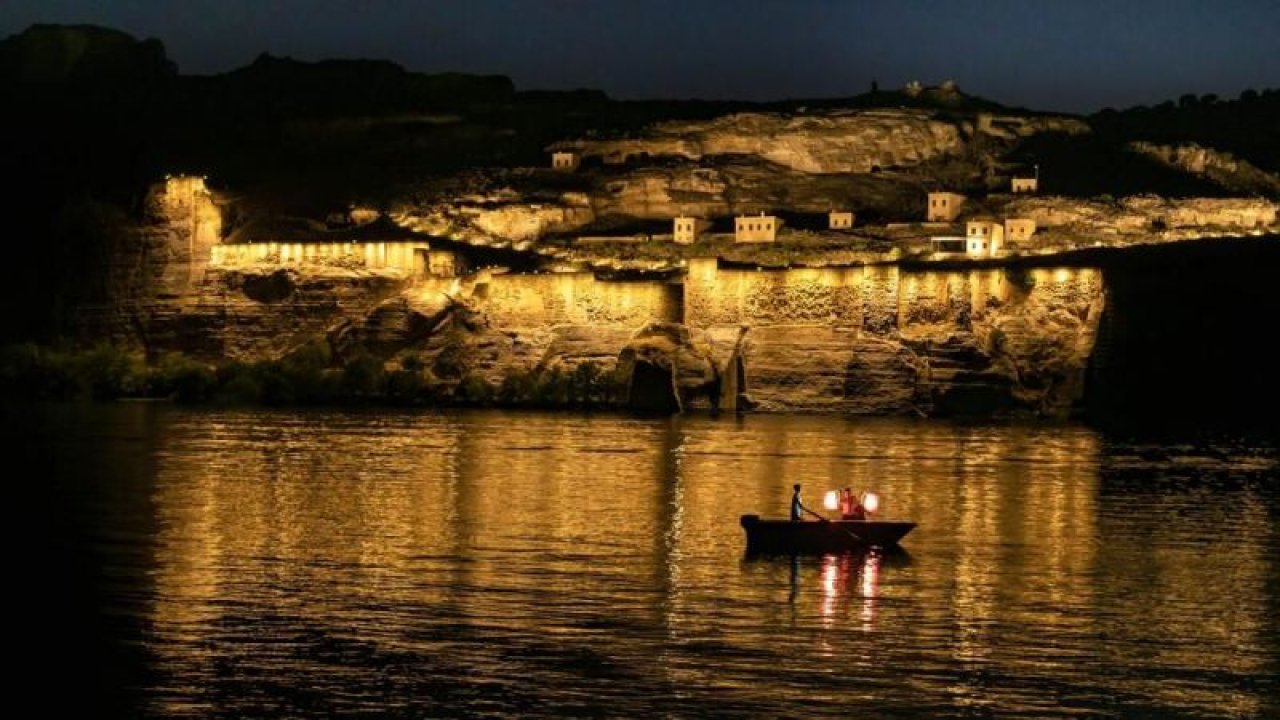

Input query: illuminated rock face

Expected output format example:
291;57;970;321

297;260;1100;416
562;111;953;174
147;177;223;295
70;177;227;352
67;179;1102;416
683;261;1103;415
553;109;1085;175
1128;142;1280;196
586;162;917;223
75;229;1103;414
1003;195;1279;235
393;194;595;249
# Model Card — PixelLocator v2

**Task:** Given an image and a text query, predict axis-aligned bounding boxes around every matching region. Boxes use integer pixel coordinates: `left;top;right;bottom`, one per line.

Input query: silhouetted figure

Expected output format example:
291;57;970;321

791;483;821;522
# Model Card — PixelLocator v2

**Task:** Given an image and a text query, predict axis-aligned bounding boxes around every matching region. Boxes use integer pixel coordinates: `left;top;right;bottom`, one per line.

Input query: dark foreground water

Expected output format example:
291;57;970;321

11;405;1279;718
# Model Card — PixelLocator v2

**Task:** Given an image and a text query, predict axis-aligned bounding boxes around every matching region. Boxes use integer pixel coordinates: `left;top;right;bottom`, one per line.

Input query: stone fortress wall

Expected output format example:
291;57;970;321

448;271;682;328
210;241;428;273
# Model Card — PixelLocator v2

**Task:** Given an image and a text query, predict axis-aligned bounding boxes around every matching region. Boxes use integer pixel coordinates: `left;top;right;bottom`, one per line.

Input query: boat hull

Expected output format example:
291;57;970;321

740;514;915;554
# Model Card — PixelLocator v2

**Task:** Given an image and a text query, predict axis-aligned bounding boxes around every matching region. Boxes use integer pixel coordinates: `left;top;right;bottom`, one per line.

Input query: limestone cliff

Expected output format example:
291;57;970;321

286;261;1103;418
999;194;1278;242
66;184;1105;418
552;108;1087;175
555;110;967;174
1128;142;1280;197
589;160;920;221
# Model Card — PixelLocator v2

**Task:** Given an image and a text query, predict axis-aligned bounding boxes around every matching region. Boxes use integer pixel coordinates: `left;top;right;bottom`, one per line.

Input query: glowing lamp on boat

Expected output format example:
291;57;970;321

861;491;880;514
823;490;840;511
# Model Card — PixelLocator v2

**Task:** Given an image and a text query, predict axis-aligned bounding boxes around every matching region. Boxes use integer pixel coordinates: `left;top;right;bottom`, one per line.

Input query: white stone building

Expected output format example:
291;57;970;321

927;192;966;221
673;216;712;244
551;151;580;171
965;219;1005;257
734;213;782;243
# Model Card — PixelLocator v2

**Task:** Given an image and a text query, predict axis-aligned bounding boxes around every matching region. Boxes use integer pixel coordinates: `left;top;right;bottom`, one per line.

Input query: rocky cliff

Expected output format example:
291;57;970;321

555;110;966;174
998;194;1278;247
69;188;1101;417
241;260;1101;418
1128;142;1280;197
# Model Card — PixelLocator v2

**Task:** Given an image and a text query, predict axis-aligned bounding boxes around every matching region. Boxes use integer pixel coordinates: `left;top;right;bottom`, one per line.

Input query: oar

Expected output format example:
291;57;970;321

815;511;863;544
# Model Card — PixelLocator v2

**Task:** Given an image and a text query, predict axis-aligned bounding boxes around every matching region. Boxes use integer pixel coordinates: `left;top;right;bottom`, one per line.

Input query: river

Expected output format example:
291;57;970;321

12;405;1279;717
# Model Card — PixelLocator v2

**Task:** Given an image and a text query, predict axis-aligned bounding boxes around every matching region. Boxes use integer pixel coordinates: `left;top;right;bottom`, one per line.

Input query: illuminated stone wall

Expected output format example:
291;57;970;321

210;241;428;274
684;258;867;327
477;272;681;327
897;271;971;326
683;259;1103;414
685;260;909;332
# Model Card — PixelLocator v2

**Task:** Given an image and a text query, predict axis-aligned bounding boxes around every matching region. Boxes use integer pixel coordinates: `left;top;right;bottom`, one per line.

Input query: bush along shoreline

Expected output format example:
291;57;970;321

0;342;621;410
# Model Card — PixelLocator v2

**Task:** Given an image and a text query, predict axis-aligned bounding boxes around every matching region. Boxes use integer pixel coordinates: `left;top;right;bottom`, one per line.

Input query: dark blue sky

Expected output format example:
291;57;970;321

2;0;1277;112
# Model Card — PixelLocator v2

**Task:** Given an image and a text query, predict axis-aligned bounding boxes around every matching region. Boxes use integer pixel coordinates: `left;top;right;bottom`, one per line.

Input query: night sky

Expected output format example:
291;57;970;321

2;0;1277;113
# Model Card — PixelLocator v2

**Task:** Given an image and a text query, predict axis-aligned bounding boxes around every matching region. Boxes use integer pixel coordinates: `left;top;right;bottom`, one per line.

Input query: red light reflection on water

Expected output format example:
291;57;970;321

817;551;883;629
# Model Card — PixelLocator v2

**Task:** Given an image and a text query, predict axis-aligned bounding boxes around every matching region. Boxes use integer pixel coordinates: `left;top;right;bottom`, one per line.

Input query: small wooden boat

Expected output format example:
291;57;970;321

740;514;916;554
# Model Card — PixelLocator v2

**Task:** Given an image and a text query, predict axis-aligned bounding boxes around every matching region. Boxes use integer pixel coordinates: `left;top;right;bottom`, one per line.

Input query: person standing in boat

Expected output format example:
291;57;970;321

790;484;821;522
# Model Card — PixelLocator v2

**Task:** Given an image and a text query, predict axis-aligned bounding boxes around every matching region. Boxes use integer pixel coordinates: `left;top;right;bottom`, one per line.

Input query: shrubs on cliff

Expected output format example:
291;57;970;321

0;343;148;400
492;362;616;409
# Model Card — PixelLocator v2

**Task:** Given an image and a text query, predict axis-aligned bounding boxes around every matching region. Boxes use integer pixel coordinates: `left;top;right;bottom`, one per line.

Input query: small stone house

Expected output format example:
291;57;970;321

551;151;580;171
1011;176;1038;193
927;192;966;221
1004;218;1037;243
673;216;712;244
966;219;1004;257
735;213;782;243
828;211;855;230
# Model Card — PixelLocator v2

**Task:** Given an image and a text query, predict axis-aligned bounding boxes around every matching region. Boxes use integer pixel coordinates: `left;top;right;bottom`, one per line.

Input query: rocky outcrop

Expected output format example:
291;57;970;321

975;112;1091;140
392;190;595;248
591;160;920;221
554;109;967;174
1128;142;1280;197
1001;194;1279;238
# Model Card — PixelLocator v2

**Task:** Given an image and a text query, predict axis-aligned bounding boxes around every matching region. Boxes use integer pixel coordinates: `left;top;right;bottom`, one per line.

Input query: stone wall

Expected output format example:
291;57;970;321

682;259;1103;415
684;258;871;327
445;271;681;328
210;240;428;273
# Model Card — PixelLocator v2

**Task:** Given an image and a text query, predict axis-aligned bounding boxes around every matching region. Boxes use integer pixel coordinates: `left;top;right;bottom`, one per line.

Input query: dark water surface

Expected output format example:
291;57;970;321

12;405;1279;718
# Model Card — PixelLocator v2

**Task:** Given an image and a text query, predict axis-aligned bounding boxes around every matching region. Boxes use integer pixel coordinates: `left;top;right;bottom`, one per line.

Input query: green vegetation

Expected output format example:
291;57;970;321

0;342;621;410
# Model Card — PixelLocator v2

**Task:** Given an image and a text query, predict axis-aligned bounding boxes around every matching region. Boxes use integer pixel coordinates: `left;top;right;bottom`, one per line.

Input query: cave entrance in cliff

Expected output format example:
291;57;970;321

628;361;680;414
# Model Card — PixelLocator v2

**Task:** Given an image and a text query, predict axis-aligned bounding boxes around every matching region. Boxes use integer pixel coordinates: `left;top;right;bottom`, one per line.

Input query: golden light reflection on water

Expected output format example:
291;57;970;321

135;410;1278;717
